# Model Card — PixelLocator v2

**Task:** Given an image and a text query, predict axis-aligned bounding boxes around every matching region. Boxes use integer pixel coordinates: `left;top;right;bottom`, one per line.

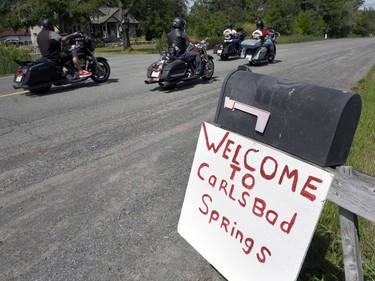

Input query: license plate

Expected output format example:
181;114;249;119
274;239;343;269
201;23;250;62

15;75;23;82
151;71;160;78
246;55;253;61
217;50;222;55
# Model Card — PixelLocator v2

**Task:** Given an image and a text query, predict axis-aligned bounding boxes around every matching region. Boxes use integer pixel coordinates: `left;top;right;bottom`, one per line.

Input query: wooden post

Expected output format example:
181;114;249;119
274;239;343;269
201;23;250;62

337;166;364;281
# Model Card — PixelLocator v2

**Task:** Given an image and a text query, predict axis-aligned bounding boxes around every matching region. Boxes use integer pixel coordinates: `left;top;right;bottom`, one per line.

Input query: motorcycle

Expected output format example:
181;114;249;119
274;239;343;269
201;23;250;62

240;28;280;66
13;33;110;94
215;29;246;60
145;40;214;90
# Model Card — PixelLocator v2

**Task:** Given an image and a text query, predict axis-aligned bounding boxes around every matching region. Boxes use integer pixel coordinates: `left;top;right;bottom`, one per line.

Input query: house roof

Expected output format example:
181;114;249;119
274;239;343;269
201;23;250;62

2;29;31;37
90;7;138;25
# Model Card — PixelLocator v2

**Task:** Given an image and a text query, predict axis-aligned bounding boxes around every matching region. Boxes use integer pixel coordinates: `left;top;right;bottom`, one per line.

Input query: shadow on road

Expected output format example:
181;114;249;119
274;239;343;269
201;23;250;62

147;76;220;93
240;59;282;67
25;78;119;97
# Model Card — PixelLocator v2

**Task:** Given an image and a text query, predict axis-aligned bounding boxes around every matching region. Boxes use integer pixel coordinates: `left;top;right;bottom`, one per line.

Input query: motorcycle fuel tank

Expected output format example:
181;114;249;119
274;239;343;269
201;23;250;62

214;67;361;167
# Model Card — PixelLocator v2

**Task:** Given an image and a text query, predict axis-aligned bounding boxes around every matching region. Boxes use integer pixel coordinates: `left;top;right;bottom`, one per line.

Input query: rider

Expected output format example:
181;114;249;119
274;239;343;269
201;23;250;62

37;18;92;78
223;22;241;51
253;19;275;56
166;17;202;76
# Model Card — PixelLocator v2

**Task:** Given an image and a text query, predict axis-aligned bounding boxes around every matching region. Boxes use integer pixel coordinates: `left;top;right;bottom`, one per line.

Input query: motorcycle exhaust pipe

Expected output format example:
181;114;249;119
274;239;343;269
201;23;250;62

144;79;156;84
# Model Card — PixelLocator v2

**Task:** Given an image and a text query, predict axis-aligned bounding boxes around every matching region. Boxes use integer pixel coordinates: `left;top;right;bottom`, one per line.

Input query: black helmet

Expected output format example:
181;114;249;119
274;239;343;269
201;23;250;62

42;18;54;30
172;17;186;30
227;22;233;29
256;19;264;29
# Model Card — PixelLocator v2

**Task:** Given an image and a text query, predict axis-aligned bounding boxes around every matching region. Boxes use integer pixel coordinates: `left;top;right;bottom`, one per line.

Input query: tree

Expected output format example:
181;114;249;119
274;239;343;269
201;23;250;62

293;10;312;35
132;0;188;41
264;0;297;35
355;8;375;36
1;0;114;32
118;0;135;50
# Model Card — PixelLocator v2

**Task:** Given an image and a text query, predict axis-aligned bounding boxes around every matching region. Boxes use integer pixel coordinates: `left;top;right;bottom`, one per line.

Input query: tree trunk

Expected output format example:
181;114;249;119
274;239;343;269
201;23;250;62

118;0;135;51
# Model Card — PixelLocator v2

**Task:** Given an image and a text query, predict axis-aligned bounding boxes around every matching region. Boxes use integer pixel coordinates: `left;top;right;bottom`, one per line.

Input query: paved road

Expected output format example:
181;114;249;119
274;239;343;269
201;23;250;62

0;38;374;281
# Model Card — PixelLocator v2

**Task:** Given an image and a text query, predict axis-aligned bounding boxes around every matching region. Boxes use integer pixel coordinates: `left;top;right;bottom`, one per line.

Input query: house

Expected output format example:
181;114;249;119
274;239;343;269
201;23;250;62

3;7;139;46
90;7;139;41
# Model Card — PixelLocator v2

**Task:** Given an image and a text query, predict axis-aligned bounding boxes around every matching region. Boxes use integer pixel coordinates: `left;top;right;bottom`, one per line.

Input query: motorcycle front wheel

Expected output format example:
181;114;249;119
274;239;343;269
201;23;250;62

268;45;276;63
202;58;214;80
90;57;110;83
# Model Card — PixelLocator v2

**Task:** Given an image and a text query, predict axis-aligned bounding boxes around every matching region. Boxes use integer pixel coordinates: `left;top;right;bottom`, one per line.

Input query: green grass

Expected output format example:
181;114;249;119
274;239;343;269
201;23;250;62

277;34;326;44
348;67;375;280
95;44;158;55
299;66;375;281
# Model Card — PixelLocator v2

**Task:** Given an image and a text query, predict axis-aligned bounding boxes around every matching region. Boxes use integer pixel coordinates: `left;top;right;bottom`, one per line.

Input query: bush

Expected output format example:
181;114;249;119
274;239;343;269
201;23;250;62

0;45;33;76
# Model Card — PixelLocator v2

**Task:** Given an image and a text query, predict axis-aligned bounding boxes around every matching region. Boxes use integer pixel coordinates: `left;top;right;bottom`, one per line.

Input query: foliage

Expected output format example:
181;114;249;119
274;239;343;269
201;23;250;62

293;11;313;35
186;0;372;38
0;0;115;33
0;45;33;76
354;8;375;36
132;0;188;40
1;0;374;41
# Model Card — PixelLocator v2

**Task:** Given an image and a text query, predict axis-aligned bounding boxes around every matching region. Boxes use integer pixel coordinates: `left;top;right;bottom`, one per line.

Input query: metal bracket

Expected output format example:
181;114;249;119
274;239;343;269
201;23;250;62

224;96;271;133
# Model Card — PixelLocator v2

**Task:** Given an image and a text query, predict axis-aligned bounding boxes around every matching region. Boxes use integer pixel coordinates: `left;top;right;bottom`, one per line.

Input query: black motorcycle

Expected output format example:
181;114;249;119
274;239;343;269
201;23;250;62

145;40;214;90
214;29;246;60
13;34;110;94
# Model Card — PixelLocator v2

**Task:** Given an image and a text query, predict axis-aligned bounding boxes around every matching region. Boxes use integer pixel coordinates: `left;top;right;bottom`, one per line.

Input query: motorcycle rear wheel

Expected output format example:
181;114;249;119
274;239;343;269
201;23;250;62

29;85;52;94
268;46;276;63
202;59;214;80
90;57;110;83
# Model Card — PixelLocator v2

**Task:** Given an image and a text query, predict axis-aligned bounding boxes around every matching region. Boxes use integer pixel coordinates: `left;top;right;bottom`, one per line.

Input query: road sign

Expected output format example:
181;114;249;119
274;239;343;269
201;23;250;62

178;122;334;281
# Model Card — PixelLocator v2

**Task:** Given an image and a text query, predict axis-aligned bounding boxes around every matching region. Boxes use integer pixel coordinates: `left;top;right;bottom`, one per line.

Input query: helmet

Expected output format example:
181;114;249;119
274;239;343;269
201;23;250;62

227;22;233;29
256;19;264;29
42;18;54;30
172;17;186;30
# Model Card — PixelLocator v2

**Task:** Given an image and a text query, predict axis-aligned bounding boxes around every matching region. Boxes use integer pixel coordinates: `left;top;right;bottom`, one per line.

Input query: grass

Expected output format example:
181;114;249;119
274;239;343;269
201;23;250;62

299;66;375;281
348;67;375;280
95;44;158;55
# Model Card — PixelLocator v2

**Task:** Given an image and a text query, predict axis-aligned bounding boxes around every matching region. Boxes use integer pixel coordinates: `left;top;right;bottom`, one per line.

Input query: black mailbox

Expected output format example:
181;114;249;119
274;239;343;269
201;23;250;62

214;67;362;167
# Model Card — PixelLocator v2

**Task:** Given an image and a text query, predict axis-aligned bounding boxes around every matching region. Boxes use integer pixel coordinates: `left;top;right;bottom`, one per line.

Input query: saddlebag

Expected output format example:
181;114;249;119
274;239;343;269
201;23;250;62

241;39;262;49
161;60;187;80
23;60;60;86
214;67;361;167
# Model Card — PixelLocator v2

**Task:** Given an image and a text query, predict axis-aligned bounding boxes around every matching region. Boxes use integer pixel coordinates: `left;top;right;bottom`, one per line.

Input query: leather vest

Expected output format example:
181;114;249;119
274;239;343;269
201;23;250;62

167;28;187;56
37;28;61;58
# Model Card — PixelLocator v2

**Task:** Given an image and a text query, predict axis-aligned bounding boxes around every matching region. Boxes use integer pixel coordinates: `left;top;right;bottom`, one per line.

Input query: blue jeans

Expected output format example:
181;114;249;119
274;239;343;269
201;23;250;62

264;39;274;55
180;51;201;74
231;38;241;51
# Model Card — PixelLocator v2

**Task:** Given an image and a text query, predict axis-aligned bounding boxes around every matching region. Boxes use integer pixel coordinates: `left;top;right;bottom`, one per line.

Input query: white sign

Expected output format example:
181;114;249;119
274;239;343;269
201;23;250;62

178;122;334;281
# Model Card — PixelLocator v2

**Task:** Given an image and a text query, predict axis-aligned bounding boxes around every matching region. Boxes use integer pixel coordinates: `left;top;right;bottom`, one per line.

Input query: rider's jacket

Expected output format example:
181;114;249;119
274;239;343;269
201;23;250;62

167;28;188;56
37;28;61;58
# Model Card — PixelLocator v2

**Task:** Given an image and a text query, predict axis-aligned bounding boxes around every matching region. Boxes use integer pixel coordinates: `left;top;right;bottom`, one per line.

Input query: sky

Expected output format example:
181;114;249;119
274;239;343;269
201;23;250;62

361;0;375;9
